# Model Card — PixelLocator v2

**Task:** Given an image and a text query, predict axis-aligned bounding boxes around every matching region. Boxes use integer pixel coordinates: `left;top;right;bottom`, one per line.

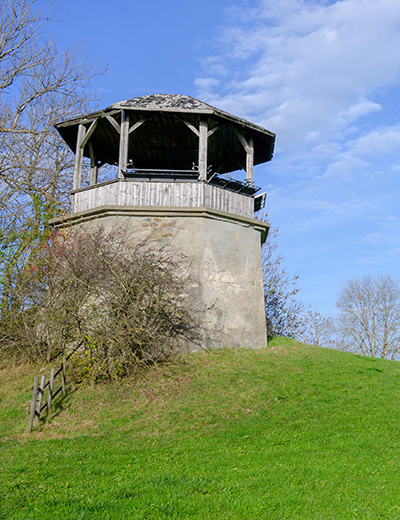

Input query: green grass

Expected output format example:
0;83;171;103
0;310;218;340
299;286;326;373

2;339;400;519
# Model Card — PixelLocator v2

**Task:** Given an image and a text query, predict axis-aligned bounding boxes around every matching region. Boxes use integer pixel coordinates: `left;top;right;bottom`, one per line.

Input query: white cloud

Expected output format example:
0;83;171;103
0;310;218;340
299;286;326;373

362;232;388;245
194;77;221;91
346;125;400;157
301;198;378;215
370;215;400;223
356;247;400;265
345;101;381;119
196;0;400;150
195;0;400;313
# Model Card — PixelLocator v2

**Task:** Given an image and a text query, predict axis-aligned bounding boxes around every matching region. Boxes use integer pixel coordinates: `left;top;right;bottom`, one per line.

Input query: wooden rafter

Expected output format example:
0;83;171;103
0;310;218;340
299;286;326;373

235;130;254;183
80;119;98;150
129;118;146;134
106;115;121;134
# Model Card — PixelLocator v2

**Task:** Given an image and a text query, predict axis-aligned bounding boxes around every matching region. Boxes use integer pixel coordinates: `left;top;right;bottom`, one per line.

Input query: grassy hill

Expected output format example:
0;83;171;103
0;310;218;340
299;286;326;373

2;338;400;519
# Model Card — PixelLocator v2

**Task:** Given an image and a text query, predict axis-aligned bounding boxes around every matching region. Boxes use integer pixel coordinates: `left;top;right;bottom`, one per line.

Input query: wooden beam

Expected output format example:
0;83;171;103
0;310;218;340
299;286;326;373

80;119;98;149
118;110;129;178
47;367;55;411
28;376;39;432
55;109;120;129
73;123;86;190
198;118;208;181
62;358;66;395
207;125;220;138
183;119;199;137
36;375;46;416
236;130;254;183
129;118;146;134
245;137;254;183
236;130;250;152
89;141;98;186
106;115;121;134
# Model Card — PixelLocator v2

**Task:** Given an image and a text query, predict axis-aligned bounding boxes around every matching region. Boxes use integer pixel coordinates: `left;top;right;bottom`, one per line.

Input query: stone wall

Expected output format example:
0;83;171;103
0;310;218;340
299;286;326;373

51;206;269;352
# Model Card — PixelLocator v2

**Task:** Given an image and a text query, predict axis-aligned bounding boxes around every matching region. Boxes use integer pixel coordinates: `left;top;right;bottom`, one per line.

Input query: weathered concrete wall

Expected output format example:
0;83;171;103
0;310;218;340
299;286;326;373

51;206;269;352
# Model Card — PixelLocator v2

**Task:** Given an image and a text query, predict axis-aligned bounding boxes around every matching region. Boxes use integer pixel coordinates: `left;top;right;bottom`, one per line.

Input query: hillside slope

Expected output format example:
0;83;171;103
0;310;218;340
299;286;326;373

2;338;400;519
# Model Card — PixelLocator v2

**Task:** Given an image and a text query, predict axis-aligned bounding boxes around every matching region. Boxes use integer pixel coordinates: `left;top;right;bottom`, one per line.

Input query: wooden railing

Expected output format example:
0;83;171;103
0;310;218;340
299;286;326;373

28;358;67;432
71;179;255;218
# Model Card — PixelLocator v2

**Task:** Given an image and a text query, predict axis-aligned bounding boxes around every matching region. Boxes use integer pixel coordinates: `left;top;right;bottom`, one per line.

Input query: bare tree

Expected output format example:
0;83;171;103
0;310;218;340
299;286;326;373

336;275;400;359
296;310;336;349
262;227;305;338
0;0;103;313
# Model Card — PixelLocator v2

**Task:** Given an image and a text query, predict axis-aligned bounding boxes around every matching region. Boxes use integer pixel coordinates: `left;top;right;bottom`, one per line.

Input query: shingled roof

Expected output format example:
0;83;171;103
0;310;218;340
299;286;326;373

56;94;275;175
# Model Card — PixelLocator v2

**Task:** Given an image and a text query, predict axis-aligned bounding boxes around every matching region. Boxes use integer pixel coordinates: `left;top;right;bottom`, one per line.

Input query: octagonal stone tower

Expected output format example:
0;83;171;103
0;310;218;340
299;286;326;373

51;94;275;351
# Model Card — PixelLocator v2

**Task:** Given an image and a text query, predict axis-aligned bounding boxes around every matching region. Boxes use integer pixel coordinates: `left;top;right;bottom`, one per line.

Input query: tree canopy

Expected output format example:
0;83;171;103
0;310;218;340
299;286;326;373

0;0;102;313
336;275;400;359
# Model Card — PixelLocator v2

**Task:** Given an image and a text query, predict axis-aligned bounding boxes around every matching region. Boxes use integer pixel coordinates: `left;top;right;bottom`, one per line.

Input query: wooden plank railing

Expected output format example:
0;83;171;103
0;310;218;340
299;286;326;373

28;358;67;432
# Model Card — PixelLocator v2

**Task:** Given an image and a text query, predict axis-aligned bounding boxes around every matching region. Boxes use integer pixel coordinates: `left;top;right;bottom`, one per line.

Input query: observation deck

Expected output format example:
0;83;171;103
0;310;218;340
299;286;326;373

55;94;275;220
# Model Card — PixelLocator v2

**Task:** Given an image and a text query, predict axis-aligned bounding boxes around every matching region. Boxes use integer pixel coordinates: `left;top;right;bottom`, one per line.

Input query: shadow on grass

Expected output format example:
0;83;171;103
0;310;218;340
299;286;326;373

33;385;78;432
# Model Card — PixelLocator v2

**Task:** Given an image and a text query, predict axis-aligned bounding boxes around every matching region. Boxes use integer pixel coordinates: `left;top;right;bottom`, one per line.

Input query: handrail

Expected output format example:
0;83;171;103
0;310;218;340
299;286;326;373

126;167;199;174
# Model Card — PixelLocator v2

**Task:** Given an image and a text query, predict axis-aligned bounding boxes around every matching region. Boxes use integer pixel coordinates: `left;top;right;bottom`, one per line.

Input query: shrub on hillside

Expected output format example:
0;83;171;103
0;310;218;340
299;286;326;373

0;227;196;379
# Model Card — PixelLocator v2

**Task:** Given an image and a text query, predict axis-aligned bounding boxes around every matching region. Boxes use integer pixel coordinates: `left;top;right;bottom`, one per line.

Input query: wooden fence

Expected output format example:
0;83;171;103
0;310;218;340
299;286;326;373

28;358;67;432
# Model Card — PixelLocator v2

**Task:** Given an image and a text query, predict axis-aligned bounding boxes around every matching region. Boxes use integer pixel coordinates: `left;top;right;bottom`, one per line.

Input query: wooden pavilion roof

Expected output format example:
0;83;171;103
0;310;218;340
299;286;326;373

55;94;275;175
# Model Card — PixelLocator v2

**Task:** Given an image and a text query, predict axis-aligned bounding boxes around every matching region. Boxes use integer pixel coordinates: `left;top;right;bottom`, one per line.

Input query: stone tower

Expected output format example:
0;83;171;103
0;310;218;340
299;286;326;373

51;94;275;351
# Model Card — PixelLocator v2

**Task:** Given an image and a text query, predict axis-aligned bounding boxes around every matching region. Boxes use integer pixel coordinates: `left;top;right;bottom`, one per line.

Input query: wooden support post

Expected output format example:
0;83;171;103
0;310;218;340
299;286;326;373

245;137;254;184
198;118;208;181
28;376;39;432
36;375;46;416
73;124;86;190
61;358;67;395
118;110;130;179
47;367;55;412
89;142;98;186
236;131;254;184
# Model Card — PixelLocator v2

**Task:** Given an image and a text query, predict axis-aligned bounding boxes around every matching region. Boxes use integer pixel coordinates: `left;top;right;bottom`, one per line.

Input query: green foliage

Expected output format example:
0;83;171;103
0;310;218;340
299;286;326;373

2;343;400;518
0;0;102;317
0;194;59;313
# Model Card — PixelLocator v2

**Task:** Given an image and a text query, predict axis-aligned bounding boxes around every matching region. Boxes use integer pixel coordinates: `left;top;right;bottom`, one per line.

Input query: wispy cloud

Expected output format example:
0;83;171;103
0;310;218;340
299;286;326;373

196;0;400;151
345;125;400;157
195;0;400;313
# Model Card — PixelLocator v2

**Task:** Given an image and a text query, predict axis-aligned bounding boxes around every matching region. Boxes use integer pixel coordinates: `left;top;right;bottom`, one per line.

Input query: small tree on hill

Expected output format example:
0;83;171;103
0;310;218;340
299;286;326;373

262;228;305;338
296;310;336;348
336;274;400;359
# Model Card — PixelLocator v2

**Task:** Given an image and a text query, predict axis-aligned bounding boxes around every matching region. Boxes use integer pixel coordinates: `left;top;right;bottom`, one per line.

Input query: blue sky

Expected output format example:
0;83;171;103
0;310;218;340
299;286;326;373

50;0;400;317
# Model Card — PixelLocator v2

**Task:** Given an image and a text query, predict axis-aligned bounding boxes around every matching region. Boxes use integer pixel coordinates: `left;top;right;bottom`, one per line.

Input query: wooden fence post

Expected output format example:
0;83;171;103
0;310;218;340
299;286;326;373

47;367;55;411
28;358;67;432
61;358;66;395
28;376;39;433
36;374;46;417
